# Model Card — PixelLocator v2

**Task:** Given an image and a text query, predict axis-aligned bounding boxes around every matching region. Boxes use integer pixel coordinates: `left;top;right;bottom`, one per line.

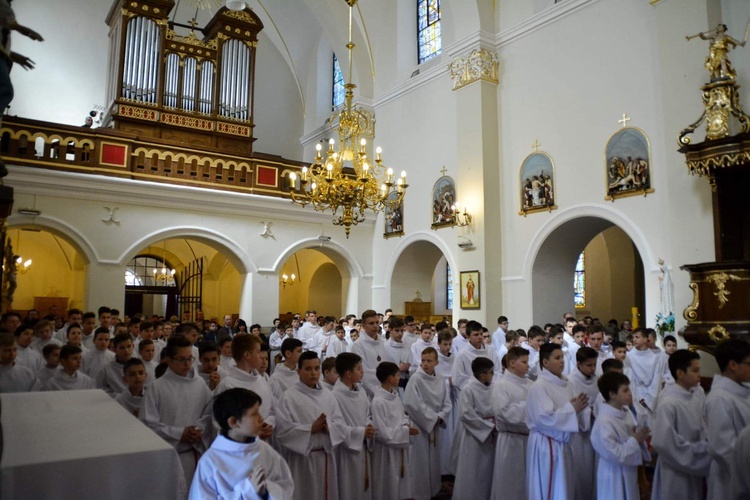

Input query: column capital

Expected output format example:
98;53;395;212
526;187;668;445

448;48;499;91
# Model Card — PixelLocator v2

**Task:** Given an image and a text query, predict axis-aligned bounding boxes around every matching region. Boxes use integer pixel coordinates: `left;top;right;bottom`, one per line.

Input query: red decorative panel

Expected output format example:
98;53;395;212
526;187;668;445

100;143;128;167
255;165;278;187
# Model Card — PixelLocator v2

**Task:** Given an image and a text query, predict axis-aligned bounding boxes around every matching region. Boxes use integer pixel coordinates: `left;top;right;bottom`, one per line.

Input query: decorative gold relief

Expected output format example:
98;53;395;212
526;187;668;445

223;10;257;25
683;282;700;321
684;150;750;191
118;104;158;121
706;272;741;308
165;29;218;50
160;113;214;131
708;324;730;344
448;48;499;91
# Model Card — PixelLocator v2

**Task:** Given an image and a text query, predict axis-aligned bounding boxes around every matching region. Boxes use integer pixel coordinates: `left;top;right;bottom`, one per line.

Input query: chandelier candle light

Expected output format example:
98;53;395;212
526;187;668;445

288;0;407;238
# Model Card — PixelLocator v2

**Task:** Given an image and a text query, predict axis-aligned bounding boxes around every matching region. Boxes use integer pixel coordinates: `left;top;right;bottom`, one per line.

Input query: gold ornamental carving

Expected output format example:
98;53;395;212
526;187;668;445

685;150;750;191
448;48;499;91
165;30;218;51
683;282;700;321
705;272;741;308
223;10;257;25
708;324;730;344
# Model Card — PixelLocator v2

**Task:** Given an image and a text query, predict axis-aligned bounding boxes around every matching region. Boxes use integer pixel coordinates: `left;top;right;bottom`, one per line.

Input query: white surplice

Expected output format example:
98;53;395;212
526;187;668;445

0;363;35;392
403;367;451;500
96;359;129;396
409;338;435;374
15;345;43;372
705;374;750;500
435;351;458;475
591;403;649;500
491;371;531;500
327;338;348;359
214;367;276;427
351;334;388;399
384;339;411;396
81;348;114;380
563;342;582;376
41;369;96;391
189;434;294;500
650;383;712;500
452;334;469;353
451;344;501;395
520;342;541;380
370;386;413;500
625;348;669;412
32;365;58;390
568;369;599;500
140;367;214;487
332;380;373;500
115;389;144;417
731;425;750;499
220;354;236;369
269;363;299;401
526;369;591;500
275;381;346;500
452;377;495;500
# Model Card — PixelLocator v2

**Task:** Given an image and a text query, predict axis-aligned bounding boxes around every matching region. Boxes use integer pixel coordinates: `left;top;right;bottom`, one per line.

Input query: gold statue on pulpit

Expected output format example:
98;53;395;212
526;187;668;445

687;23;749;81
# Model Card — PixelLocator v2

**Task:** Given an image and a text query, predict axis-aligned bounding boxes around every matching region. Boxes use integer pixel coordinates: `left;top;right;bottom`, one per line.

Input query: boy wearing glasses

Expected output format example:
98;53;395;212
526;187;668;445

141;336;213;487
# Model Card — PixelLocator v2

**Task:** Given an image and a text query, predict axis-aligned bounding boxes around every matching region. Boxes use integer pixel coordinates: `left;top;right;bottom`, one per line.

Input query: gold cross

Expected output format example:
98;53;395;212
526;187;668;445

188;18;199;31
532;139;541;152
618;113;631;127
440;166;448;176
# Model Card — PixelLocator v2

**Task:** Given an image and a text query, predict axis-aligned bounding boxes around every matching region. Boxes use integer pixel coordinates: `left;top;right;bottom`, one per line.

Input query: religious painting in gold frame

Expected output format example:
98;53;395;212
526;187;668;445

459;270;480;310
519;152;557;216
604;127;654;201
383;191;404;238
431;175;456;229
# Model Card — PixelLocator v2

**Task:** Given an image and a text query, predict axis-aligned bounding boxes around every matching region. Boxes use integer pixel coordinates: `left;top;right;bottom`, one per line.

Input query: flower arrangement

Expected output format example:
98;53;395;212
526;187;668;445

655;312;675;337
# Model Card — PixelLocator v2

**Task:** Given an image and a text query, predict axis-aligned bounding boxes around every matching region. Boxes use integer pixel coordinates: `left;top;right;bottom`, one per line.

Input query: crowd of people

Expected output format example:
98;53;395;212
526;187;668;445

0;306;749;500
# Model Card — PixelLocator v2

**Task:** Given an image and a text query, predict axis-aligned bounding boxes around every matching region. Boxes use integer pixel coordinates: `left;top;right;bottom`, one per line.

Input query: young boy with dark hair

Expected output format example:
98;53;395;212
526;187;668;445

96;332;134;396
0;332;35;392
591;372;650;500
258;343;271;382
82;327;114;380
651;349;711;500
320;357;338;391
276;351;345;500
65;323;88;353
383;316;410;395
141;336;213;487
409;323;435;375
219;337;235;368
526;343;591;500
663;335;678;356
434;330;458;476
705;338;750;500
138;339;160;382
13;325;42;371
452;357;496;499
451;320;500;392
42;344;95;391
116;358;147;417
351;309;388;399
270;337;303;400
520;326;545;380
30;319;60;355
371;361;418;500
80;312;98;351
332;352;377;500
309;316;337;359
568;346;600;499
189;388;294;499
196;341;226;391
330;325;348;358
564;324;587;376
34;343;61;388
491;346;531;500
403;346;451;500
626;327;670;417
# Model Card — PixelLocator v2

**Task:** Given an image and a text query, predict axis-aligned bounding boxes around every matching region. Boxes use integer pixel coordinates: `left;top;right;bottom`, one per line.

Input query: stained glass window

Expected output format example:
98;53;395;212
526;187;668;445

574;252;585;309
447;263;453;310
332;54;345;109
417;0;441;64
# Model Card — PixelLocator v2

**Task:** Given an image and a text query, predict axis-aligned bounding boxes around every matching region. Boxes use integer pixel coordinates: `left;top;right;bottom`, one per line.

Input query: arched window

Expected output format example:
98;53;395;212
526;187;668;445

332;54;345;109
417;0;441;64
574;252;585;309
125;255;177;287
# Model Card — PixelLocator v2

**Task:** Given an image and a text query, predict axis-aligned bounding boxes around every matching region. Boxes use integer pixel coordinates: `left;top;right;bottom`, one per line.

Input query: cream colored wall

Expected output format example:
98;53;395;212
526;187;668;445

389;241;445;315
278;249;343;317
308;262;343;319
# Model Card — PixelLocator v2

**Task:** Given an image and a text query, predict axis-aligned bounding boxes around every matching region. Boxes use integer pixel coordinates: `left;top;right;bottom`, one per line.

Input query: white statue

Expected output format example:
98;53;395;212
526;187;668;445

658;259;675;320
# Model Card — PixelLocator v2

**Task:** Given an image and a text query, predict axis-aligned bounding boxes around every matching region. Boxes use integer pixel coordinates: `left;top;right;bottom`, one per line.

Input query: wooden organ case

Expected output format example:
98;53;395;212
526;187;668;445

104;0;263;155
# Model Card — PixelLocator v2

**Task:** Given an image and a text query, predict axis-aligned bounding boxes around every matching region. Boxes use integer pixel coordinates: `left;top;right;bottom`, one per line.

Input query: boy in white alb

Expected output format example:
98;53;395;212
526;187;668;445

451;320;501;393
82;328;114;379
269;338;303;401
33;344;60;389
434;331;457;476
520;327;545;380
383;317;411;395
526;343;591;500
79;313;97;351
564;324;586;376
295;310;320;351
189;388;294;500
140;336;213;487
491;346;531;500
13;325;42;372
320;357;338;391
370;361;419;500
567;346;599;500
403;347;451;500
705;339;750;500
308;316;337;359
196;341;227;391
452;357;496;500
0;332;35;392
625;328;670;418
328;325;348;358
651;349;712;500
115;358;147;417
276;351;346;500
587;325;613;377
30;320;61;355
402;315;419;348
591;372;651;500
332;353;377;500
138;339;160;382
41;345;95;391
351;310;388;399
409;324;435;375
219;337;236;369
96;332;134;396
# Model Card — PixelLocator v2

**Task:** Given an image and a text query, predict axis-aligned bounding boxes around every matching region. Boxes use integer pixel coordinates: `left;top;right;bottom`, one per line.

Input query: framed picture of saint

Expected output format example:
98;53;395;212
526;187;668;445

519;152;557;216
605;127;654;200
431;175;456;229
460;270;480;310
383;191;404;238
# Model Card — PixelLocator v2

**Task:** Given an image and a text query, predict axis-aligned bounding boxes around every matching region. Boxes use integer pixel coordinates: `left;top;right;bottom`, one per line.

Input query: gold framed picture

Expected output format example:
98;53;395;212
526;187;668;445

460;270;480;310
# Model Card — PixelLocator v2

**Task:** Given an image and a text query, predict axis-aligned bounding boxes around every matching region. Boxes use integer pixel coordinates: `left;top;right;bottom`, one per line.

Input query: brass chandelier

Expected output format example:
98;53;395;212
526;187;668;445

288;0;408;238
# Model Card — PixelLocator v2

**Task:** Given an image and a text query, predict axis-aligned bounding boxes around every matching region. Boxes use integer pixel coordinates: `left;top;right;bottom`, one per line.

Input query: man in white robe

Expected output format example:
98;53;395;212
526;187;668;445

526;344;591;500
295;310;321;350
651;350;712;500
351;310;388;399
140;337;213;488
403;348;451;500
276;352;346;500
567;346;599;500
491;346;531;500
705;339;750;500
81;329;114;380
587;327;613;377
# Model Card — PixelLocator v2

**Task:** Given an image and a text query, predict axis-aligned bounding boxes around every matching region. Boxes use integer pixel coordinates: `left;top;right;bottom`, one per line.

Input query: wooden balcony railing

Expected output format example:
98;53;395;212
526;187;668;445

0;116;306;197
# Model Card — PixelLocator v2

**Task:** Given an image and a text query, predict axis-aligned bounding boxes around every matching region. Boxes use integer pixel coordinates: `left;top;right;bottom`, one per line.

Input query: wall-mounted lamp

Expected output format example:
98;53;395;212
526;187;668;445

451;202;472;227
281;273;296;288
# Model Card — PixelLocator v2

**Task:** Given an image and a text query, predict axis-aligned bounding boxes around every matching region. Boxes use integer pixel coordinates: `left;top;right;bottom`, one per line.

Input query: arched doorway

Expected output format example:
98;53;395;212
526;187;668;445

125;238;242;321
278;249;343;319
532;217;646;325
5;227;87;316
389;240;452;323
